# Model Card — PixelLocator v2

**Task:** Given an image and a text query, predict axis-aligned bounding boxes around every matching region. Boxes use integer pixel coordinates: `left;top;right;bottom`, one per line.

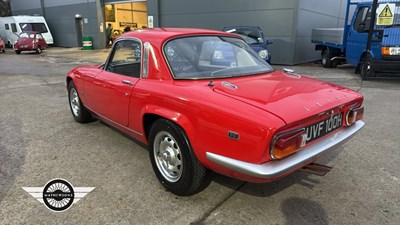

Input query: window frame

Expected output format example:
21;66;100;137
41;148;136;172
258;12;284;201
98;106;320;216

353;6;371;33
104;38;143;78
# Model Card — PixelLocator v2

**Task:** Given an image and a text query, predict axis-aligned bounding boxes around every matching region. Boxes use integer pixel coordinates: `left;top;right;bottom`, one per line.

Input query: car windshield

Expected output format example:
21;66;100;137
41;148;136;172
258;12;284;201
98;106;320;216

164;36;273;79
225;27;264;44
19;33;35;39
238;34;258;44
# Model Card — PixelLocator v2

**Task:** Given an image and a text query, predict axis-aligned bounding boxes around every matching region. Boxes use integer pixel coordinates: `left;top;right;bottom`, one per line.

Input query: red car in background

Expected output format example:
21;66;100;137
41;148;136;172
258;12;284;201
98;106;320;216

66;28;365;196
14;31;47;54
0;36;5;53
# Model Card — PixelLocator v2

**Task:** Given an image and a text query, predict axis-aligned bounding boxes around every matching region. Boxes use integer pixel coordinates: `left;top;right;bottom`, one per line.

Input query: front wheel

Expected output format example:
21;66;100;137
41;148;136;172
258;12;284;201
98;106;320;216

36;46;42;54
360;54;375;80
67;82;92;123
149;119;212;196
15;50;21;54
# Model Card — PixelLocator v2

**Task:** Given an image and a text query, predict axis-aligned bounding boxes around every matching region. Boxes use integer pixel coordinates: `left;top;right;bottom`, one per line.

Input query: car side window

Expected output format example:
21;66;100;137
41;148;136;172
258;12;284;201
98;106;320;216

36;34;43;41
5;24;9;30
353;6;371;33
106;39;141;78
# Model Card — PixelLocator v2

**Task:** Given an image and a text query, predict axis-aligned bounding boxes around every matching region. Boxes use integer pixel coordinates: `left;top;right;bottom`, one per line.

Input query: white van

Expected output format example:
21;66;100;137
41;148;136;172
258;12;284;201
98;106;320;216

0;15;54;47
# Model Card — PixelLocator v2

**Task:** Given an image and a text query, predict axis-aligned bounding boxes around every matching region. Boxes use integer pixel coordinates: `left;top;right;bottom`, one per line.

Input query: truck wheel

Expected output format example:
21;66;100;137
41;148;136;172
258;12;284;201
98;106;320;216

322;49;332;68
360;54;375;80
321;48;337;68
149;119;212;196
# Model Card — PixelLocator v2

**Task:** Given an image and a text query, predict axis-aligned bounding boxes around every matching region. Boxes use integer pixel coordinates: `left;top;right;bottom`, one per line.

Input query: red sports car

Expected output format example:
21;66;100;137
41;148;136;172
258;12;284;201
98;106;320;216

0;36;5;53
14;31;47;54
66;28;364;196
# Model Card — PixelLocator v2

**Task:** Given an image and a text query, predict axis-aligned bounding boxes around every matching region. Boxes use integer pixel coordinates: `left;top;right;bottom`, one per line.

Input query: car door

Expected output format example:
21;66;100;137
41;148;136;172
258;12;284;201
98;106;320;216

84;39;142;126
346;6;371;65
36;33;47;47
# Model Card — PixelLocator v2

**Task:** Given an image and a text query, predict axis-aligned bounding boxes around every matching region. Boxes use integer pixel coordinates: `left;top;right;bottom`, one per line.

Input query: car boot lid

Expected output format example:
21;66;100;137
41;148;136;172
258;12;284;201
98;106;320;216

212;70;363;124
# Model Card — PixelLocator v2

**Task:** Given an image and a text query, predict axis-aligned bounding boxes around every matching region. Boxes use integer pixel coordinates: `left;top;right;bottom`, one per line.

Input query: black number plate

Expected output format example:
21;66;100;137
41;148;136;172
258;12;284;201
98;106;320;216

305;113;343;143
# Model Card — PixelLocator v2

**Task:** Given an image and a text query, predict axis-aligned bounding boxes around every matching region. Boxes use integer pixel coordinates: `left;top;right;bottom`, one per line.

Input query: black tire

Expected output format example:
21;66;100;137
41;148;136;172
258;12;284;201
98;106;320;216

321;48;337;68
36;46;42;54
360;54;375;80
1;49;4;53
67;82;92;123
149;119;212;196
15;50;21;54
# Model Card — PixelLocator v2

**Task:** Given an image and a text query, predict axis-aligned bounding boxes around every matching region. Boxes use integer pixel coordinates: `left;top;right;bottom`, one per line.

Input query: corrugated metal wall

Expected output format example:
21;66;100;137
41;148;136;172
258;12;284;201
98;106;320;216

9;0;349;64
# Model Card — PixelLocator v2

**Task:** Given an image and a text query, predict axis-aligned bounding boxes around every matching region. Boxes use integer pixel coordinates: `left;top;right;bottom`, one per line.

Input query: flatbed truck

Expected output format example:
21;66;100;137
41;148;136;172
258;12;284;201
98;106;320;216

312;0;400;79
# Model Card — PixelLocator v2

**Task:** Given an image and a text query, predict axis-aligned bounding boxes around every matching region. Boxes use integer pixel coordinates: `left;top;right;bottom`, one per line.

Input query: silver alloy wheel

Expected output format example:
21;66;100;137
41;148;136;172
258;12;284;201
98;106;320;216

153;131;183;182
70;88;80;117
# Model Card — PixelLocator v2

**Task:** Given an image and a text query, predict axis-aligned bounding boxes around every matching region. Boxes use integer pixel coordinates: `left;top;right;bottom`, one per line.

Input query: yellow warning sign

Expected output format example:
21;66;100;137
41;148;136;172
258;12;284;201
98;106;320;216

379;5;393;17
377;3;395;26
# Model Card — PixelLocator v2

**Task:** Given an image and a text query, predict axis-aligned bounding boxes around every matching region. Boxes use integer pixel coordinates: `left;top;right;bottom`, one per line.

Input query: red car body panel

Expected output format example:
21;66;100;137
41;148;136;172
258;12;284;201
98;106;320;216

67;28;364;183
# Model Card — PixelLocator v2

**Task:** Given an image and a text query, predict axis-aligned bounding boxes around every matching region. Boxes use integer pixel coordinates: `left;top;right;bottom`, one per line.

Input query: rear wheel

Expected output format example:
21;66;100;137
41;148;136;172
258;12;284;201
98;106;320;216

149;119;212;196
67;82;92;123
36;46;42;54
360;54;375;80
321;48;337;68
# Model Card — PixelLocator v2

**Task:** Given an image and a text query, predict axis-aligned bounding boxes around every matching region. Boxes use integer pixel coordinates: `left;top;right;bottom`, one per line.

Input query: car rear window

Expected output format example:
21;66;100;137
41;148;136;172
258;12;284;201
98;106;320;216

164;36;273;79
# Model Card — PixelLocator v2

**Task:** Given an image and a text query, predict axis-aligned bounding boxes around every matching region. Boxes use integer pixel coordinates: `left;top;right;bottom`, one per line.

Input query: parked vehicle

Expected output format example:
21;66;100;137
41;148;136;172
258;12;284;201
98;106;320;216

0;15;53;47
14;31;47;54
66;28;364;196
312;0;400;79
223;26;273;63
0;36;5;53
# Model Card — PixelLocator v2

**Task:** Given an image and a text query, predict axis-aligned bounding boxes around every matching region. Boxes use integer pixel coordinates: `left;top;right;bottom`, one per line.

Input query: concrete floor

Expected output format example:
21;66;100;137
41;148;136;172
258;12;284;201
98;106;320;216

0;47;399;224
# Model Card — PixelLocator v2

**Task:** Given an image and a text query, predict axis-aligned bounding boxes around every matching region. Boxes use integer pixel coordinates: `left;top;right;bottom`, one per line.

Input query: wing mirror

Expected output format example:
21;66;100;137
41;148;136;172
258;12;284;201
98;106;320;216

266;39;273;45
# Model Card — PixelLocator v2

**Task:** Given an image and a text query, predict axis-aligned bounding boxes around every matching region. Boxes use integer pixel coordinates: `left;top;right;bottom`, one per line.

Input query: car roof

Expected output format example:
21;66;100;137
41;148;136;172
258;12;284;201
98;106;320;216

118;27;241;44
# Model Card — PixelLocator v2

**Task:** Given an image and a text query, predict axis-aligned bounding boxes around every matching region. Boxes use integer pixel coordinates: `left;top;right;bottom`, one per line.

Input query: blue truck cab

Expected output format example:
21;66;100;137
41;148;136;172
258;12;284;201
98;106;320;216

312;0;400;79
223;26;273;64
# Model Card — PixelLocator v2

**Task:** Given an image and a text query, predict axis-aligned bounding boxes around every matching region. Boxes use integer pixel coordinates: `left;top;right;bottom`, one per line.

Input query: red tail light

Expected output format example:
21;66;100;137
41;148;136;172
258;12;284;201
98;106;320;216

270;129;307;160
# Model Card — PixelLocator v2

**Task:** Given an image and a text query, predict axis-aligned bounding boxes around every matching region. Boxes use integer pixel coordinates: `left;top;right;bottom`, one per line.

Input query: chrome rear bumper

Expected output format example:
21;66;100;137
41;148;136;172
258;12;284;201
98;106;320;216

206;121;364;179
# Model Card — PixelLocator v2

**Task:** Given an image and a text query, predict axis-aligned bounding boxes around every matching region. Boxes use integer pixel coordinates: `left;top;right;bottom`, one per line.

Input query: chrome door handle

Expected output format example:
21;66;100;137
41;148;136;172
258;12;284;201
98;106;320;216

122;80;133;85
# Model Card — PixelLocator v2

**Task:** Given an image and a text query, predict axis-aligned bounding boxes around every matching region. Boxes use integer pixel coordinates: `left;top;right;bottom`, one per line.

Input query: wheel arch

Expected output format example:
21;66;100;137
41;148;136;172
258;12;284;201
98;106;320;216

142;109;195;147
356;51;373;74
66;76;74;88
